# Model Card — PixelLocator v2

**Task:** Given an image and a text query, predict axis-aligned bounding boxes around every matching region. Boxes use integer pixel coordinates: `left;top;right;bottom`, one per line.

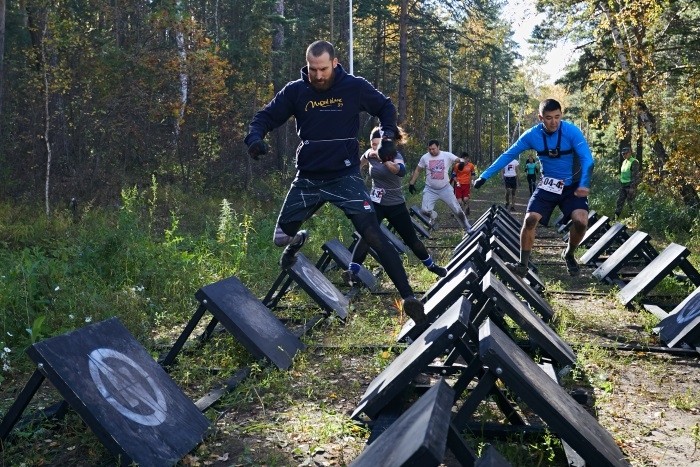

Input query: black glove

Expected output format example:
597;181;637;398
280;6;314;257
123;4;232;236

458;162;465;171
473;177;486;189
377;139;397;162
409;183;416;194
247;140;268;160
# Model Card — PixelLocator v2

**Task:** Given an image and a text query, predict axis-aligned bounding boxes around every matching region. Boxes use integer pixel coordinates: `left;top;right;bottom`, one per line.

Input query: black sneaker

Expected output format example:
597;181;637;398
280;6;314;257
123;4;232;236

402;296;427;324
341;269;360;287
504;261;528;278
510;205;515;212
279;230;308;269
561;249;580;276
427;263;448;278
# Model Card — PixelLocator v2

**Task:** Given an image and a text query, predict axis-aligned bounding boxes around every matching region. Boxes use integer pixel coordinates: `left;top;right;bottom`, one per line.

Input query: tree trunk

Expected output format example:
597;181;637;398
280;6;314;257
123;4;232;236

0;0;6;123
40;14;52;217
272;0;286;171
397;0;408;124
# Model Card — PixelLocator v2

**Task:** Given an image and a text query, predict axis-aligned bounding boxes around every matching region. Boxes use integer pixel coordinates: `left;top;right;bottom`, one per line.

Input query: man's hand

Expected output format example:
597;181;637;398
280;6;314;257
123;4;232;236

574;186;590;197
473;177;486;189
247;140;268;160
409;183;416;194
377;139;397;162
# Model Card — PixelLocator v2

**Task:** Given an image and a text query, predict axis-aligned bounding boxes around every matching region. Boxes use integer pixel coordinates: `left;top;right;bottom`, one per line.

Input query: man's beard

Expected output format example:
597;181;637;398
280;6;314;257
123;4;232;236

310;73;334;92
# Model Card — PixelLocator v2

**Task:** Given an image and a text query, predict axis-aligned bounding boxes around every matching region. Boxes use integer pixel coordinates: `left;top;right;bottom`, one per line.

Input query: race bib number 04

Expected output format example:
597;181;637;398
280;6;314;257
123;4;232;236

538;176;564;194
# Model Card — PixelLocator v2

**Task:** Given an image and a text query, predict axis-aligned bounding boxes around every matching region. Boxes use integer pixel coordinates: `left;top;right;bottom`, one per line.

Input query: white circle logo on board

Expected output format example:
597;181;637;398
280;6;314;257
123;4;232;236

88;348;167;426
301;263;339;305
676;294;700;325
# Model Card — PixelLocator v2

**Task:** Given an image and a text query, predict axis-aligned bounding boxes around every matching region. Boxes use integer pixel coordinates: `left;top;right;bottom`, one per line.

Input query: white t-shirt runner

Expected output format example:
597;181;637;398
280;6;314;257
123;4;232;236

503;159;519;177
417;151;460;190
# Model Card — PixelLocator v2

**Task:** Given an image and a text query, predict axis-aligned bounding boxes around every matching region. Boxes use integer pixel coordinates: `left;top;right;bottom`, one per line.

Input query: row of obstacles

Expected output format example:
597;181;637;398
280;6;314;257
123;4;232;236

2;203;694;465
555;211;700;353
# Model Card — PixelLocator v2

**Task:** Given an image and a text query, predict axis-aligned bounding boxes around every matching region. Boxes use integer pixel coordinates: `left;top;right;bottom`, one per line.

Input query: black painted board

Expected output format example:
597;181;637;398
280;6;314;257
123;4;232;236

445;232;486;277
409;204;432;229
559;210;598;235
481;272;575;367
452;225;489;259
447;231;487;271
474;445;514;467
489;236;544;292
618;243;690;306
321;239;378;292
25;318;209;467
424;246;486;305
491;214;522;239
287;253;349;319
194;276;305;370
592;231;653;281
579;222;628;266
352;297;471;420
567;213;610;247
350;380;454;467
398;267;479;343
478;320;629;467
485;251;554;322
659;286;700;348
493;204;523;229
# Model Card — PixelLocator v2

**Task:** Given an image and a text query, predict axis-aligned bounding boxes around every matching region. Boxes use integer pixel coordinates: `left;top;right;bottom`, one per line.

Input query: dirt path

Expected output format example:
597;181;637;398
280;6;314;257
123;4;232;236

463;183;700;466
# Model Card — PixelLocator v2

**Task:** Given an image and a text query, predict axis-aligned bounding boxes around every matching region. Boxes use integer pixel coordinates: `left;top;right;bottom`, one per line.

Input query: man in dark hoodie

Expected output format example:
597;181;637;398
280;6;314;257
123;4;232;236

244;40;426;324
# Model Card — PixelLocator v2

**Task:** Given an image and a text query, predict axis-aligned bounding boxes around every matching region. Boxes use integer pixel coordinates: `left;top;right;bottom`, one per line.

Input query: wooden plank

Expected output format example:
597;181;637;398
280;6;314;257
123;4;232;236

195;275;306;370
481;273;576;367
286;253;349;319
618;243;690;306
658;286;700;348
350;381;454;467
579;221;626;266
353;297;471;420
485;251;553;321
478;320;629;466
592;231;654;281
25;318;210;466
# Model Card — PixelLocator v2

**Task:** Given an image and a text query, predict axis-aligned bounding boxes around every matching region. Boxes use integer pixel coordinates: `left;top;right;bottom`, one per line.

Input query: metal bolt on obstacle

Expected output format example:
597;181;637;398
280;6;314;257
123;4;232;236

37;363;43;370
202;299;208;304
495;367;503;375
448;334;454;340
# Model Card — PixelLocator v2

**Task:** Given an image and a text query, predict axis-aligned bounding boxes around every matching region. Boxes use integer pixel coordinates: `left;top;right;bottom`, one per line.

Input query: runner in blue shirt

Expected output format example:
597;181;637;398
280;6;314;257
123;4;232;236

473;99;594;277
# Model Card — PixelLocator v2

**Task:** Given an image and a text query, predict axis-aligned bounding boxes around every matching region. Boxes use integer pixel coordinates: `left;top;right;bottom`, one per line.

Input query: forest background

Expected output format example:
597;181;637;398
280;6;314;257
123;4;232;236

0;0;700;463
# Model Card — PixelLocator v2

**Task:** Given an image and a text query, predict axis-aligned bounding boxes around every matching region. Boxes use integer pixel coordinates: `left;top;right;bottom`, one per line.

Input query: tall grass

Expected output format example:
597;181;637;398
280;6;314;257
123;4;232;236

0;184;279;378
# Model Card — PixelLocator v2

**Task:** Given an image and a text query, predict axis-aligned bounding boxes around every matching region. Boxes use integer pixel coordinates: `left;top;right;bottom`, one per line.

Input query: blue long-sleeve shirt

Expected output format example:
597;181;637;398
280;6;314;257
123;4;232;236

244;64;398;180
480;120;594;188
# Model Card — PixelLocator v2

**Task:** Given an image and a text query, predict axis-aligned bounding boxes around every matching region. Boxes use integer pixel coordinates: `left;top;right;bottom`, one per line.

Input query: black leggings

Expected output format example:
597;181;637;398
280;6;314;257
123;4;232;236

351;202;430;273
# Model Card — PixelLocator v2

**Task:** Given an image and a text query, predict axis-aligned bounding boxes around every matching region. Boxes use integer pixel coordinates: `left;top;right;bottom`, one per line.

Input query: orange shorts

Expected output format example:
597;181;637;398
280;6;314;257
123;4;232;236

455;184;471;199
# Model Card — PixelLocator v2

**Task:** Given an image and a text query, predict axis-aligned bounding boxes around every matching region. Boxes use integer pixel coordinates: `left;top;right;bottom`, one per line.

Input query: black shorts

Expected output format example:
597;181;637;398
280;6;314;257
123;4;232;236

504;176;517;189
277;175;374;225
526;183;589;226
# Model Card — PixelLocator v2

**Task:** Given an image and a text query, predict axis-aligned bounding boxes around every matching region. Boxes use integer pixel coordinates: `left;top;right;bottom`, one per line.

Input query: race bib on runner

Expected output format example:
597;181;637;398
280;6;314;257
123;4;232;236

538;176;564;194
370;187;385;203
